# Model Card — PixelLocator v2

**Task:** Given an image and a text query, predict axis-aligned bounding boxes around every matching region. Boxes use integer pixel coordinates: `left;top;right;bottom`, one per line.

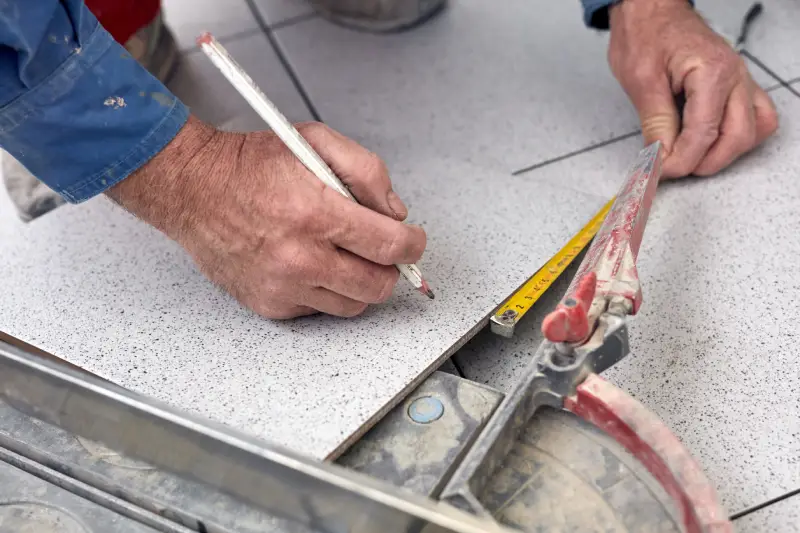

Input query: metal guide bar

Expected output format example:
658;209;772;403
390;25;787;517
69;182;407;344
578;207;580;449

0;341;514;533
490;198;614;338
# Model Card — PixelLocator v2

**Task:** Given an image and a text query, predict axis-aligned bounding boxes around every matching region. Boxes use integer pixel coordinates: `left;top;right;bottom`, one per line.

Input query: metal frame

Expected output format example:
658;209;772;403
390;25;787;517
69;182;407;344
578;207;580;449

440;315;629;514
0;340;512;533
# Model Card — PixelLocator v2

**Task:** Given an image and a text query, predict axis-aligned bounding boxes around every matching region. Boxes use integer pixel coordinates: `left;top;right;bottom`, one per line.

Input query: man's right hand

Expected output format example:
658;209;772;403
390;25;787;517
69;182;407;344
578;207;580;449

108;116;427;319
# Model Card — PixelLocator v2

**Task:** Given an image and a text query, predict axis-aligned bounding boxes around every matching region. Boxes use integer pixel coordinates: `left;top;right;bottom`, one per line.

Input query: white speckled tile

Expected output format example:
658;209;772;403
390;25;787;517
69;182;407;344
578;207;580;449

734;495;800;533
0;154;606;460
455;87;800;513
510;80;795;200
162;0;258;50
700;0;800;81
252;0;315;26
743;56;782;90
273;0;640;172
167;34;313;131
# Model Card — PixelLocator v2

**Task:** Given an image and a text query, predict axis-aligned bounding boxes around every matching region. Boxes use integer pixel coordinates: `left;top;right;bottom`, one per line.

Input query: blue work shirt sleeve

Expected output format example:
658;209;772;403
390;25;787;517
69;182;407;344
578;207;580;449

0;1;189;203
580;0;695;29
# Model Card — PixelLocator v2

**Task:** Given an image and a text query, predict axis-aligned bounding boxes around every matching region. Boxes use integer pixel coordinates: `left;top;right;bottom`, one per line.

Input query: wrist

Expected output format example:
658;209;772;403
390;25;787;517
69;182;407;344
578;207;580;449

106;115;235;242
610;0;693;17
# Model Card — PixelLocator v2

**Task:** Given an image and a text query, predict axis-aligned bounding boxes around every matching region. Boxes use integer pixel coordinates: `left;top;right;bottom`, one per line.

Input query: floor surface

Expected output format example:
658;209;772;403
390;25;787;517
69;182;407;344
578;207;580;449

2;0;798;523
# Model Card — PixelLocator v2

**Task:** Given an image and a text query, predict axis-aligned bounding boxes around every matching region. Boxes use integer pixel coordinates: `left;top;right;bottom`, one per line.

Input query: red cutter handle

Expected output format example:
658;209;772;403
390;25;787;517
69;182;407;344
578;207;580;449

543;142;663;344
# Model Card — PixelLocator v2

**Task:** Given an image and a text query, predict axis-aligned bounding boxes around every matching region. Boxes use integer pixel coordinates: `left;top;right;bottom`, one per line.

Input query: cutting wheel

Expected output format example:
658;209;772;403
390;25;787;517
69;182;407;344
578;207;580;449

484;406;681;532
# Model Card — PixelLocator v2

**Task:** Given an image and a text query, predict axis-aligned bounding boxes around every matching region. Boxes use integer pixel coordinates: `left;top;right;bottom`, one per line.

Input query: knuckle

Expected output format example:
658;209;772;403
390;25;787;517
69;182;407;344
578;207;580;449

706;47;740;80
407;225;427;262
350;151;389;191
288;193;322;228
376;232;403;265
627;63;659;86
763;108;779;136
275;243;313;279
377;224;425;265
364;152;389;183
367;267;399;303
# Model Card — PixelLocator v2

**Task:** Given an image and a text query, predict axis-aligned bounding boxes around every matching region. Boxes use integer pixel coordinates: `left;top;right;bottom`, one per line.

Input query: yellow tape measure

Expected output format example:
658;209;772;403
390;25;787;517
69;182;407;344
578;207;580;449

489;198;614;338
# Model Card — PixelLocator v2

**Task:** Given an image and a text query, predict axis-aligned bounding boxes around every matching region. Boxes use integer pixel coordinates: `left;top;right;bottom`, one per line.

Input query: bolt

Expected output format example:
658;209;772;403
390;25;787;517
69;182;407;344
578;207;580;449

500;309;518;323
407;396;444;424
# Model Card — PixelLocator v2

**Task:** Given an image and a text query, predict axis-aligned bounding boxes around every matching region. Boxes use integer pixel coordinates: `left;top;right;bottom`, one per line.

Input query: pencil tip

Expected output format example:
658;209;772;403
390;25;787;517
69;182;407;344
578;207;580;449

418;280;435;300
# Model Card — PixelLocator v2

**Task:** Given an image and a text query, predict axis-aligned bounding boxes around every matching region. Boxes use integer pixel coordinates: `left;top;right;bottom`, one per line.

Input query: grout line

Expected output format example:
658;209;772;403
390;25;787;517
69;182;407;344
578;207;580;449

512;130;640;176
742;50;800;98
510;74;794;178
243;0;323;122
730;487;800;520
270;11;319;31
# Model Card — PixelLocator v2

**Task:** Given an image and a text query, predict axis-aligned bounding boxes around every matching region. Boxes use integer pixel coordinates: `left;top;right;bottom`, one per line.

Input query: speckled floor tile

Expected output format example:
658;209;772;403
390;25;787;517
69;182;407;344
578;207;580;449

734;495;800;533
455;87;800;513
0;154;605;460
272;0;640;172
252;0;315;26
167;34;313;131
700;0;800;81
162;0;258;50
510;80;795;200
743;56;782;90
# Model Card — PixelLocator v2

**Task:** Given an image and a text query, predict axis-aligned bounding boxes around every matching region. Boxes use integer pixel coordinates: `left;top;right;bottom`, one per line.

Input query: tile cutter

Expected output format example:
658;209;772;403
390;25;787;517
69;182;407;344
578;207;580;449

0;141;732;532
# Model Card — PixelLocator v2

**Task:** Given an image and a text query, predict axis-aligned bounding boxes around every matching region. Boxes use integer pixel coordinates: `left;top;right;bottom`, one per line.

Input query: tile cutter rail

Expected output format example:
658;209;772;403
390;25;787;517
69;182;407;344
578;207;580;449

0;142;731;532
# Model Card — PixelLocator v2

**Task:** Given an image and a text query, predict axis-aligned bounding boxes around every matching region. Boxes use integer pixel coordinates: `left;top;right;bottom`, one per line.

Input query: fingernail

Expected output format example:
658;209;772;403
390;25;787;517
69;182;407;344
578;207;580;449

387;190;408;220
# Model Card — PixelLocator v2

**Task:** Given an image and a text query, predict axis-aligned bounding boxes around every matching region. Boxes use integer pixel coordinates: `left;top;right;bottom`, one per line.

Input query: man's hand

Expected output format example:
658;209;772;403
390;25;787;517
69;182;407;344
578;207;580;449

608;0;778;178
108;116;426;319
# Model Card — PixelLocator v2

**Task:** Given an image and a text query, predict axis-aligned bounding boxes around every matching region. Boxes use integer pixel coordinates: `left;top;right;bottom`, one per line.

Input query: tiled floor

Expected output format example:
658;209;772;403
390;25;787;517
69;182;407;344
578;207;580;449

6;0;797;522
153;0;800;518
456;84;800;516
733;493;800;533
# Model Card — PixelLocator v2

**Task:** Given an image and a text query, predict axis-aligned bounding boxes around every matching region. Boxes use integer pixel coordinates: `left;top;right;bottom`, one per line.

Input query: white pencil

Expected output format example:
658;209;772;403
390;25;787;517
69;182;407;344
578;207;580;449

197;33;434;299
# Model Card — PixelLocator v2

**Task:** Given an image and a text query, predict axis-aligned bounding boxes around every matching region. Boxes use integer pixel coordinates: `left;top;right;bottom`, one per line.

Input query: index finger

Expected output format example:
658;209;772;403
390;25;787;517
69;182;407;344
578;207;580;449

322;187;427;266
665;69;733;177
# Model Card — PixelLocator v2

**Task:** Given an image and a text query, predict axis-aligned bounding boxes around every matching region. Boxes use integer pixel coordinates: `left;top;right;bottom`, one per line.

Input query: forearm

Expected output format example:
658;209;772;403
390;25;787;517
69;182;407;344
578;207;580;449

0;0;188;203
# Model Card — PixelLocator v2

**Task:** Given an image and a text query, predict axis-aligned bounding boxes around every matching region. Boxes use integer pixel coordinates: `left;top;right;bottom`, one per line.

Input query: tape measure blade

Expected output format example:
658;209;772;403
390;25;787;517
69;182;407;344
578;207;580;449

490;198;614;338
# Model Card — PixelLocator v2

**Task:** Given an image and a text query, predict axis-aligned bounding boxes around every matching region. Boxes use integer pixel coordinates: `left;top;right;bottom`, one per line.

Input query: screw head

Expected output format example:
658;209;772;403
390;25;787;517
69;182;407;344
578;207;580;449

407;396;444;424
500;309;518;323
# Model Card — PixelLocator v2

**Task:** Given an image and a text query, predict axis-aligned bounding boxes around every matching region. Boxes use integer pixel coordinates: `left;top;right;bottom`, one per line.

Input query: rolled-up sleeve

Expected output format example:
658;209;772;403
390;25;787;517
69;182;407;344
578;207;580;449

0;1;189;203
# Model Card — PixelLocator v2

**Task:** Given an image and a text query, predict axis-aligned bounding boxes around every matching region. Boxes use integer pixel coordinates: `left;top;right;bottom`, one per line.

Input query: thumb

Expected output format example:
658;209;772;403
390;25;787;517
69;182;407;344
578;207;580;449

629;76;681;155
300;122;407;221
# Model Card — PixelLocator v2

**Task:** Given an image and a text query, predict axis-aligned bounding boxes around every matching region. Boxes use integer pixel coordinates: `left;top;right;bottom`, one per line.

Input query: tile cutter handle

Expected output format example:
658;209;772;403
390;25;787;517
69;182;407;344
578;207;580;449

542;141;663;346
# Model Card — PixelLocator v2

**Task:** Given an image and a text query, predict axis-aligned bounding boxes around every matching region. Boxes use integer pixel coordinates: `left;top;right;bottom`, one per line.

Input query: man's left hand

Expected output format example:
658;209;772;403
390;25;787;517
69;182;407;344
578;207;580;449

608;0;778;178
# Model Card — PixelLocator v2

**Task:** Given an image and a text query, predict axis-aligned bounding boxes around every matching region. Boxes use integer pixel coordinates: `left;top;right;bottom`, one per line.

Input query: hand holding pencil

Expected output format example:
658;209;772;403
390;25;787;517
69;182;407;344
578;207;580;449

113;33;432;320
111;40;429;320
197;33;434;301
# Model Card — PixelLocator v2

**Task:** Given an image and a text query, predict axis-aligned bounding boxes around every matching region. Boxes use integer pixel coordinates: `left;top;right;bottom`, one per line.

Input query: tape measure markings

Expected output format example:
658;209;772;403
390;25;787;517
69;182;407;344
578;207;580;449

490;198;615;337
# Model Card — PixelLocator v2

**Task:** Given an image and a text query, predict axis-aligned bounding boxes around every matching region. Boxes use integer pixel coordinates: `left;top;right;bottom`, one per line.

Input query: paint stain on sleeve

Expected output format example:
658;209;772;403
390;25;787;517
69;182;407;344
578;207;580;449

150;92;173;107
104;96;127;109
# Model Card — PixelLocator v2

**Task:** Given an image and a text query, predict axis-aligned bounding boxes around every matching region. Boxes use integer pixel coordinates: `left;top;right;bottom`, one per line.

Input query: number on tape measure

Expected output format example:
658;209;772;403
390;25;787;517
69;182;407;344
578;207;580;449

490;198;614;337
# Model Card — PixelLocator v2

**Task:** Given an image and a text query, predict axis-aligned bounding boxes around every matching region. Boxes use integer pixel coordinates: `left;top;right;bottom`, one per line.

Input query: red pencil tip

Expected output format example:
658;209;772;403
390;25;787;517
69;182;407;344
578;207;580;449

196;32;214;47
418;280;435;300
